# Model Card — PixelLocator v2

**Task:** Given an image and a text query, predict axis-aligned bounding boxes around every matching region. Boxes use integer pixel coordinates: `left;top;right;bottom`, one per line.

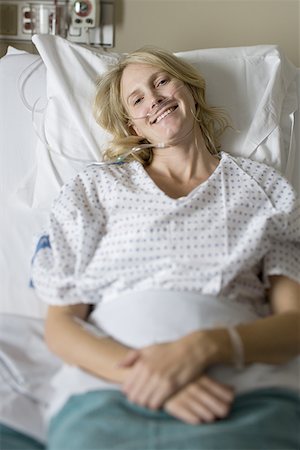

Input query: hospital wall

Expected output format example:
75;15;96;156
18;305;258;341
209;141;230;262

0;0;299;67
113;0;299;66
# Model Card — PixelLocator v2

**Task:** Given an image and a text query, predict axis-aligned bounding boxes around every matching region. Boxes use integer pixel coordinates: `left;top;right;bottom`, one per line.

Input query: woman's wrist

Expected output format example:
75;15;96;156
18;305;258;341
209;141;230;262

180;328;233;369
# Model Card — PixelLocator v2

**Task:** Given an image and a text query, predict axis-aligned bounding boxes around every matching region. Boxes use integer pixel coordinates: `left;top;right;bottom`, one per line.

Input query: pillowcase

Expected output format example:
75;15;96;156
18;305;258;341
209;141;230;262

30;34;299;211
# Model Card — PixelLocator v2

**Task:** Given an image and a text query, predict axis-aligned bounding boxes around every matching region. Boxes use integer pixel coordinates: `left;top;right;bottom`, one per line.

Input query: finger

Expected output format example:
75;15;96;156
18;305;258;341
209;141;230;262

122;362;146;394
165;400;201;425
191;385;231;418
199;376;234;403
128;371;179;409
132;374;161;408
127;371;159;406
117;350;141;368
177;391;217;423
123;364;156;404
148;376;178;409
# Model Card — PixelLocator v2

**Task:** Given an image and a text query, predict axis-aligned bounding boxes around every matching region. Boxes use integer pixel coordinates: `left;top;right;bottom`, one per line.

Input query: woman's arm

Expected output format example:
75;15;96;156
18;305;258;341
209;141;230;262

120;275;300;409
45;304;132;383
162;275;300;423
183;276;300;367
231;275;300;365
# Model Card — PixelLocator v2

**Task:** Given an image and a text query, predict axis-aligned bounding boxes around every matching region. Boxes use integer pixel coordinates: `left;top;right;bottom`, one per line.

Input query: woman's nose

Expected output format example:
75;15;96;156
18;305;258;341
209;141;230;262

150;96;164;110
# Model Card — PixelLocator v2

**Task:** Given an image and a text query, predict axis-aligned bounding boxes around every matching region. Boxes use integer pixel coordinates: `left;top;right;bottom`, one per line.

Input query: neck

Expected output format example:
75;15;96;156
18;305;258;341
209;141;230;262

147;127;219;184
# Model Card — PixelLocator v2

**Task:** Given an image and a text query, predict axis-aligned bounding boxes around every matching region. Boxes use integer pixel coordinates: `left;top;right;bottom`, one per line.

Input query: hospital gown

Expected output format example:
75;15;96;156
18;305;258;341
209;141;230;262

32;151;300;305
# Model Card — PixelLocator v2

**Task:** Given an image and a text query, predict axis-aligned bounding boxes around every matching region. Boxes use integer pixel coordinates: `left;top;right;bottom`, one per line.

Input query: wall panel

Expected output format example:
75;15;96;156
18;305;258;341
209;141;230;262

114;0;299;66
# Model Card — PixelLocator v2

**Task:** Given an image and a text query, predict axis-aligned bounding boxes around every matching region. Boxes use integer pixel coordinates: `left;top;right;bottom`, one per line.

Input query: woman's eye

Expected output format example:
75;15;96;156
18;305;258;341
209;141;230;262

157;79;168;87
133;97;142;106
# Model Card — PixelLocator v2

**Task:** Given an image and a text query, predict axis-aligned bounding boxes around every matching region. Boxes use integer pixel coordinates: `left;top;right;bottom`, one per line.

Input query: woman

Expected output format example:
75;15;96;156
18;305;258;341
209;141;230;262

31;47;300;450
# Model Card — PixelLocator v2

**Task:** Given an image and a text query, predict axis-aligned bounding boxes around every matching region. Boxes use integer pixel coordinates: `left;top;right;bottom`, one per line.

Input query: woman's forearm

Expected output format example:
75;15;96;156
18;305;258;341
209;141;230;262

235;310;300;364
184;311;300;368
184;275;300;369
45;306;131;383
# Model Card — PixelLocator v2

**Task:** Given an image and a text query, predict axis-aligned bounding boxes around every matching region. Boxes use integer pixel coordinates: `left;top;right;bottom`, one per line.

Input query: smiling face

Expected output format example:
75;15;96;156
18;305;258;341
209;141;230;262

120;63;197;146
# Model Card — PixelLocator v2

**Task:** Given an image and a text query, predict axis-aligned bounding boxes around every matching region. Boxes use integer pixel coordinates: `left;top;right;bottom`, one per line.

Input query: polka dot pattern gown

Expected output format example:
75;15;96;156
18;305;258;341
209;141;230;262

31;152;300;308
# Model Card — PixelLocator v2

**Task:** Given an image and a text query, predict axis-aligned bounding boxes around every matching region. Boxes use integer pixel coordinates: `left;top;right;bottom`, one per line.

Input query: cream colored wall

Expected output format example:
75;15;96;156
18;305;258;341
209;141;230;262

1;0;299;66
0;40;37;57
114;0;300;67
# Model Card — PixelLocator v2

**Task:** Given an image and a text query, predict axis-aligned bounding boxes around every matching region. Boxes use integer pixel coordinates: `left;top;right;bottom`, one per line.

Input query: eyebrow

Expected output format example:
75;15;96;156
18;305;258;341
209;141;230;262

126;71;168;104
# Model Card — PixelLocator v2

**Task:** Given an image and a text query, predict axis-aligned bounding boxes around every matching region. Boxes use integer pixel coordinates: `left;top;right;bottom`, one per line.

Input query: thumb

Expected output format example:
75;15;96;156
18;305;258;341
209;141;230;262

116;350;141;368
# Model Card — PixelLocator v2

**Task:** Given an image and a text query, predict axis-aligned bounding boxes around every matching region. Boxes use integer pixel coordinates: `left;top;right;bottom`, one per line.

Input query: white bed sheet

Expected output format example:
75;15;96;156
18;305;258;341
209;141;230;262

0;314;61;442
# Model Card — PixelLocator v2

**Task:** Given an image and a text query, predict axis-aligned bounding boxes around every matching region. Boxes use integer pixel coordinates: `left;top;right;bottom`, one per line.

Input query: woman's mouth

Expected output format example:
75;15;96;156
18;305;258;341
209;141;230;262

151;105;178;124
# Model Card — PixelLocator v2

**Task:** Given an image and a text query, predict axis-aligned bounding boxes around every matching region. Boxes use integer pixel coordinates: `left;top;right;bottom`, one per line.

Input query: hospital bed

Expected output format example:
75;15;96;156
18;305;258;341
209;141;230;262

0;35;299;448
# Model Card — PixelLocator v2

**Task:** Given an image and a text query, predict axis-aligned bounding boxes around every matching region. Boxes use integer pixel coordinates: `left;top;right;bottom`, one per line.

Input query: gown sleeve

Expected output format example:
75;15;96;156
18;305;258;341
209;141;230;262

262;169;300;287
31;170;106;305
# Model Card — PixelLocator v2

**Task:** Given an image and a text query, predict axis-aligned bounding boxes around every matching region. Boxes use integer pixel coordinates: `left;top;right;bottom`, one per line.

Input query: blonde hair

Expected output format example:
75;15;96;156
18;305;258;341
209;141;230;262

93;46;230;165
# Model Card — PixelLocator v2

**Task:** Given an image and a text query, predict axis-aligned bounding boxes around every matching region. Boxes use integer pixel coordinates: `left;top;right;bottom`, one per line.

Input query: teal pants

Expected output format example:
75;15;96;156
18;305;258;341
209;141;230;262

48;388;300;450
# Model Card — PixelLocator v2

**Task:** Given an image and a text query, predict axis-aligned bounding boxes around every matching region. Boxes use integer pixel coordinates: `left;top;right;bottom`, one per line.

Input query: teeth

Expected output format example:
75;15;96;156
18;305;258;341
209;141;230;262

154;106;176;124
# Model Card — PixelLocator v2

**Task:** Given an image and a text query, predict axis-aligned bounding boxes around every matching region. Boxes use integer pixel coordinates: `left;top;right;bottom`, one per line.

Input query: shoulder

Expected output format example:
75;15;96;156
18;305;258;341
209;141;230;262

224;152;282;181
223;152;298;213
57;161;140;200
81;160;141;186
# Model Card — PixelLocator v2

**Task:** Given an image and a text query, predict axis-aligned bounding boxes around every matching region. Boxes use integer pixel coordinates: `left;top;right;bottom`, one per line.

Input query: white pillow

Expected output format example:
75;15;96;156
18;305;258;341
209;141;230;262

29;35;121;209
30;35;299;211
177;47;298;169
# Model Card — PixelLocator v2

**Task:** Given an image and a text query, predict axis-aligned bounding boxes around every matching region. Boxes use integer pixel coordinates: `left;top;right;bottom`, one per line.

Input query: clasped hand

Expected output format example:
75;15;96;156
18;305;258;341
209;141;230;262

117;338;234;424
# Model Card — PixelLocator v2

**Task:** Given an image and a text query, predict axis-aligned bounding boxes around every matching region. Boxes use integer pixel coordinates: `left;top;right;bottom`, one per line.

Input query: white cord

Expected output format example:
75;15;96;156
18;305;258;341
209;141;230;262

18;58;46;113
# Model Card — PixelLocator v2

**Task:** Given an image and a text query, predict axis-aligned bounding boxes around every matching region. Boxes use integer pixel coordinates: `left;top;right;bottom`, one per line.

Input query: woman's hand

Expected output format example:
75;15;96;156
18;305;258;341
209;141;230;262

118;330;229;409
119;341;201;409
164;375;234;425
